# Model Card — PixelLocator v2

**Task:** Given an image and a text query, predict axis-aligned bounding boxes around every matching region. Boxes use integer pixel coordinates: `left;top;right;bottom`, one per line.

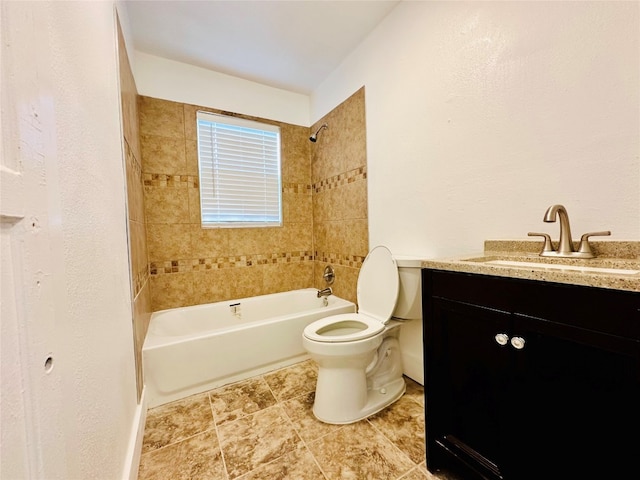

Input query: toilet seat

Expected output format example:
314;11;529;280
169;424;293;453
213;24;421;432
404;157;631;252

303;246;399;344
303;313;384;343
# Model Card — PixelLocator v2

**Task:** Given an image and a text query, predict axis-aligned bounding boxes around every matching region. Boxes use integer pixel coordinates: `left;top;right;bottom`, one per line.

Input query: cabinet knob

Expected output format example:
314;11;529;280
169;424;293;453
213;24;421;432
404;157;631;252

495;333;509;346
511;336;526;350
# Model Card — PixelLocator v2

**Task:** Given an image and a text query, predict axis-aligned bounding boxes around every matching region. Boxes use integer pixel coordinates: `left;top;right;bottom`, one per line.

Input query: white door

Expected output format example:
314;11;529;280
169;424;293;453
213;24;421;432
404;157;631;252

1;3;69;478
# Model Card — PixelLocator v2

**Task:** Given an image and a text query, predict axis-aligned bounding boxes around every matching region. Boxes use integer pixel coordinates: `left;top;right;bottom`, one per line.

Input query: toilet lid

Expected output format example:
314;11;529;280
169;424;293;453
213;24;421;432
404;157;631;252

356;245;399;324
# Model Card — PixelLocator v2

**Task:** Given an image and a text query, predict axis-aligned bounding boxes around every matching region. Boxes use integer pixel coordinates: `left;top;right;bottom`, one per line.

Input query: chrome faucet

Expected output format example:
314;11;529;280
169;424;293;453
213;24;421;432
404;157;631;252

317;287;332;298
528;204;611;258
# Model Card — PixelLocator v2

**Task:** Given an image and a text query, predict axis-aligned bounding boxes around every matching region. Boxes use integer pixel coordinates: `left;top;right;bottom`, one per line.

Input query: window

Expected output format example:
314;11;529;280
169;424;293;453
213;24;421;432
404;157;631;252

196;111;282;228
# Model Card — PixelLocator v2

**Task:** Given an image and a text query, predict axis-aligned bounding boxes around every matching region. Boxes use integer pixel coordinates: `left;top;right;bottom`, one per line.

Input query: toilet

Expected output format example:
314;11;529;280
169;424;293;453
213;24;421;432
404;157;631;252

302;245;423;424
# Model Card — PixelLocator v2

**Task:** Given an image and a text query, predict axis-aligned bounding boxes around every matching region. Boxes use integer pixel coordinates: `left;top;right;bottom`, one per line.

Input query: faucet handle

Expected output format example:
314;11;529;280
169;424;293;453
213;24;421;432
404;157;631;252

578;231;611;256
528;232;554;253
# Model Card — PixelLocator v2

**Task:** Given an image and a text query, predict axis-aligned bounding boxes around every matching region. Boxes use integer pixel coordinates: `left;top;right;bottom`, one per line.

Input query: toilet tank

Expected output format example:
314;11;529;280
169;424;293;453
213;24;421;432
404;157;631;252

392;256;423;320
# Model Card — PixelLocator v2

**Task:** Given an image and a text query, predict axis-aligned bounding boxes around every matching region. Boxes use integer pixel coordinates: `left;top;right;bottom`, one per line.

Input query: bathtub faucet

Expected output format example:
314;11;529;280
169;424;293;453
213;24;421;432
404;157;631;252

317;287;332;298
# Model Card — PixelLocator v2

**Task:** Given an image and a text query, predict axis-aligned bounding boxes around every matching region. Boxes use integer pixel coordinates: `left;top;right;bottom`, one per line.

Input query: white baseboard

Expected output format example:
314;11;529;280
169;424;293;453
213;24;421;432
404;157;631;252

122;387;147;480
402;351;424;385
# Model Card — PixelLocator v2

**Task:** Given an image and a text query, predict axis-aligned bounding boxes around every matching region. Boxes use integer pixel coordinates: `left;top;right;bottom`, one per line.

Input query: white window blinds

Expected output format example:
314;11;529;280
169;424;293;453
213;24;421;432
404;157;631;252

196;111;282;227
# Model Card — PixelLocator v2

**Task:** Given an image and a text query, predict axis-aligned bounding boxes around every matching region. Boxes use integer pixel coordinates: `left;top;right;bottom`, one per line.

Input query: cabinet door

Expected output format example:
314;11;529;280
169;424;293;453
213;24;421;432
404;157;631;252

505;313;640;479
427;298;512;479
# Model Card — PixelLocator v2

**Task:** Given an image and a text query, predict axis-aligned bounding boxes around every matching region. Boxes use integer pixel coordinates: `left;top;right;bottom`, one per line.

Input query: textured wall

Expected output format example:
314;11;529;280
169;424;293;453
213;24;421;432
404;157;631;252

312;88;369;305
312;1;640;259
139;97;315;311
118;17;150;402
134;51;311;127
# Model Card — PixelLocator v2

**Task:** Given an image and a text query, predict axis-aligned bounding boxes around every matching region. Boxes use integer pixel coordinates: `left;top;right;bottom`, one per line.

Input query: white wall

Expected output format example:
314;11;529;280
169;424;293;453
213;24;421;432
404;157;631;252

312;0;640;258
133;51;311;126
1;1;138;478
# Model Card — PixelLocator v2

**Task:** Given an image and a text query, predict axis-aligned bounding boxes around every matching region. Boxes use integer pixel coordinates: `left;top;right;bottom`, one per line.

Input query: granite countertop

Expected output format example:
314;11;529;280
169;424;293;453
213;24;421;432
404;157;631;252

421;240;640;293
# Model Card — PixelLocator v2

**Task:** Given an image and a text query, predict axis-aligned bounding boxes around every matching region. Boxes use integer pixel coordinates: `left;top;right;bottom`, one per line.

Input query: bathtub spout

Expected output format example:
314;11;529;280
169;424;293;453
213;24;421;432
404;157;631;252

317;287;332;298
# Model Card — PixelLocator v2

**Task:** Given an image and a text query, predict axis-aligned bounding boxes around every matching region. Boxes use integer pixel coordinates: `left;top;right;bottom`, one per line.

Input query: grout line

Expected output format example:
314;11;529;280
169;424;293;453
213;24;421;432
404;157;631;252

278;391;332;480
366;417;418;471
206;390;231;480
140;426;218;458
259;364;334;479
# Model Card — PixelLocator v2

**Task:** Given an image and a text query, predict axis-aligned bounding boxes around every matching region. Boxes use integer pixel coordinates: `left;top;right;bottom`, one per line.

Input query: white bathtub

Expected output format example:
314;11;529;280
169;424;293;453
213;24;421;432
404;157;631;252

142;288;356;408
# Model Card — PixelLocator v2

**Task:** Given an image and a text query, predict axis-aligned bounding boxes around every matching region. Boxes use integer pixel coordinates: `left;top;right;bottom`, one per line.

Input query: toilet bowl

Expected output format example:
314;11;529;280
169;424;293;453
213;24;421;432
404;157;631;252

302;246;423;424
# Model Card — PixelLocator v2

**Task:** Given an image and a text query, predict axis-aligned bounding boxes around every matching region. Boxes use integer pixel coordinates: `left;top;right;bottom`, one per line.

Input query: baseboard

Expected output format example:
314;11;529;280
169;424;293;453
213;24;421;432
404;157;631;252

402;351;424;385
122;386;147;480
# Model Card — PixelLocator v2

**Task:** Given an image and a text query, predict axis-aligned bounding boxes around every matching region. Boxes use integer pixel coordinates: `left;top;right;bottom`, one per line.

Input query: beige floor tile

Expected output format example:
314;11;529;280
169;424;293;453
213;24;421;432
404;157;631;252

400;465;429;479
209;376;278;426
142;393;214;454
307;421;415;480
263;359;318;402
218;405;301;479
235;444;325;480
369;394;426;463
138;430;225;480
404;377;425;407
138;360;441;480
281;391;343;443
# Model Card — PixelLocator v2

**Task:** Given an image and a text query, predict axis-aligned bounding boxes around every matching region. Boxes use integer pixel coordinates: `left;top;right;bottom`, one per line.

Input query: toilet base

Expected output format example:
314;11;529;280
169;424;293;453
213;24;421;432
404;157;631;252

312;373;406;424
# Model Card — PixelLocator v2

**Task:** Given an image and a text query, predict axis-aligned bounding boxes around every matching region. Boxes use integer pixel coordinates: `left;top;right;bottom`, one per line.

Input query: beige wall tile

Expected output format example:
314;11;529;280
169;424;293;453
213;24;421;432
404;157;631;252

141;90;365;309
191;269;232;305
185;139;199;175
146;223;192;263
283;192;312;224
340;219;369;257
314;262;360;305
278;223;313;253
281;124;311;184
226;266;266;300
118;22;140;160
139;96;185;139
309;88;367;302
311;88;366;183
228;227;267;256
263;262;314;294
150;272;195;311
187;185;201;225
312;190;330;223
130;219;149;280
140;134;187;175
118;17;148;401
313;219;367;258
125;141;145;223
190;225;230;259
144;186;190;224
340;179;368;220
133;281;152;398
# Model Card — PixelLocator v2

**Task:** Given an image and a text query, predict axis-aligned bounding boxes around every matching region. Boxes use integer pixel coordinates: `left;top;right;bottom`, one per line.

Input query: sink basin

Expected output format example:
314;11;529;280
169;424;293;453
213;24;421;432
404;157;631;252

483;259;640;276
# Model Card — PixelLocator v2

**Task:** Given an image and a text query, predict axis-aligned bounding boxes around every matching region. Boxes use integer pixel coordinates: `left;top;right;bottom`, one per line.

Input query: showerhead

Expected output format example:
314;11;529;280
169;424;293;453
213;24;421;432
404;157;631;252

309;123;328;142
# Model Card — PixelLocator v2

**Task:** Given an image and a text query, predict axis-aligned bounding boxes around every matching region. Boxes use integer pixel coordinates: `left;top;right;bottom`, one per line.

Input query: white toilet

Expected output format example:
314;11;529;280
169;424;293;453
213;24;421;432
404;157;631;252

302;246;423;424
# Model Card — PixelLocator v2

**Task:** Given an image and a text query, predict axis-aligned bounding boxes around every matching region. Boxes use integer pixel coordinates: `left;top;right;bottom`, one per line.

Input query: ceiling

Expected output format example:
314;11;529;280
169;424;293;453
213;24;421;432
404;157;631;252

124;0;400;94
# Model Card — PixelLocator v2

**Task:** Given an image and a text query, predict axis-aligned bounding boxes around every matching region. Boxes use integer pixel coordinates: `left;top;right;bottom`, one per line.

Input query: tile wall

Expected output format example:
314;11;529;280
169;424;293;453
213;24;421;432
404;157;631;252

312;88;369;305
117;18;151;402
139;99;315;311
138;88;368;311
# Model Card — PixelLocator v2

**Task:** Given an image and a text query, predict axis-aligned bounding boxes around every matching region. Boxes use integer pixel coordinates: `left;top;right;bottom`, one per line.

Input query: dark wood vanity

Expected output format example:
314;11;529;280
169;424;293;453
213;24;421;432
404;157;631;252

422;268;640;479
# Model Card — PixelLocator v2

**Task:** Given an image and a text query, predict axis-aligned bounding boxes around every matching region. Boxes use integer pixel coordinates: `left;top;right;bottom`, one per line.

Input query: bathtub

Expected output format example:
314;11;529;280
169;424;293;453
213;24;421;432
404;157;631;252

142;288;356;408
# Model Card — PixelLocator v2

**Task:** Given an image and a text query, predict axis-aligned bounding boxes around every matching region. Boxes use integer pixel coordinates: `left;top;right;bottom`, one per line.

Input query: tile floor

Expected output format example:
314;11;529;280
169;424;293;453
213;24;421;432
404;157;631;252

138;359;452;480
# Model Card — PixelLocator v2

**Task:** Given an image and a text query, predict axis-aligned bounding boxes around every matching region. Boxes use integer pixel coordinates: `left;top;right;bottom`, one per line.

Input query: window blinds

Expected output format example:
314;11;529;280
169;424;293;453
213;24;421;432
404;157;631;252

196;111;282;227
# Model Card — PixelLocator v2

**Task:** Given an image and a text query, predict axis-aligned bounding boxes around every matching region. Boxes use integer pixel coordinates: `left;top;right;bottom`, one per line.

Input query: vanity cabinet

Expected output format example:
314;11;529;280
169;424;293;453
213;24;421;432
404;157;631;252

422;269;640;480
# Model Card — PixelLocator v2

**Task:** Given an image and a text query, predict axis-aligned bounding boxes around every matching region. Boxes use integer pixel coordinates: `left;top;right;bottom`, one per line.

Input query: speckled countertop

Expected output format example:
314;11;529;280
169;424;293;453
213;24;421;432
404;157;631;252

421;240;640;293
